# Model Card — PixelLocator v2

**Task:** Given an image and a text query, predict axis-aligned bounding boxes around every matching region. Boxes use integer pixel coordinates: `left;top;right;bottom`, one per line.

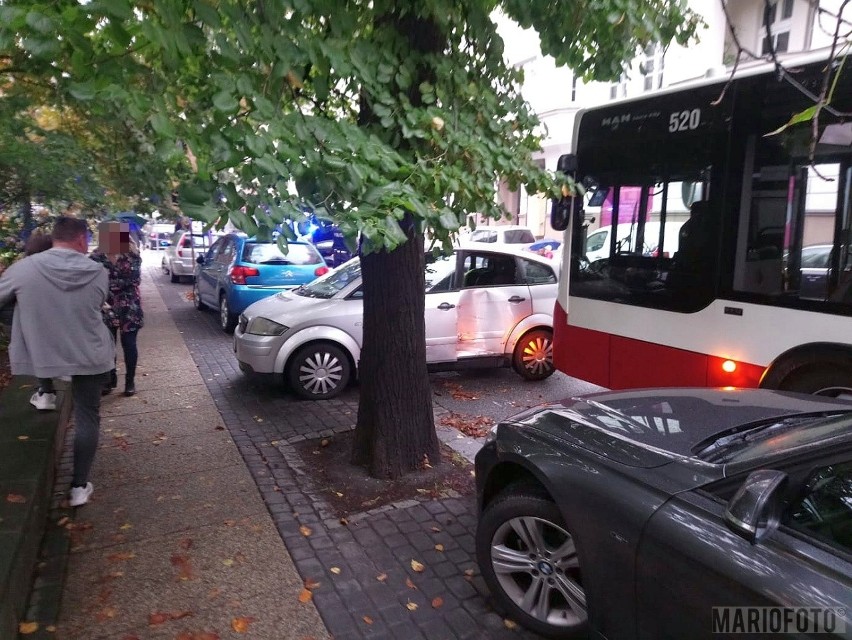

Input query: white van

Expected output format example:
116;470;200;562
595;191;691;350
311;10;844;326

584;221;685;263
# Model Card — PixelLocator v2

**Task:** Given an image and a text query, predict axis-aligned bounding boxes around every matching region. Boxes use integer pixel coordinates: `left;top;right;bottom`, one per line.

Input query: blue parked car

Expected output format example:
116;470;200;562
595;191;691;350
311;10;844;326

193;233;329;333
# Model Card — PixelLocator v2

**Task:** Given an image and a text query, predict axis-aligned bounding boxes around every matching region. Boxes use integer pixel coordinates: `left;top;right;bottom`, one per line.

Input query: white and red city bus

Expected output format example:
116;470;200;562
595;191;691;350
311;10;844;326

550;49;852;397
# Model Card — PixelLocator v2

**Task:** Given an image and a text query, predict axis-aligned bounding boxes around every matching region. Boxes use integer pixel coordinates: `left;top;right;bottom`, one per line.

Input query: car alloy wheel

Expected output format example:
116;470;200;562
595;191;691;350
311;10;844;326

219;294;237;334
288;343;350;400
192;281;207;310
513;329;555;381
477;489;587;638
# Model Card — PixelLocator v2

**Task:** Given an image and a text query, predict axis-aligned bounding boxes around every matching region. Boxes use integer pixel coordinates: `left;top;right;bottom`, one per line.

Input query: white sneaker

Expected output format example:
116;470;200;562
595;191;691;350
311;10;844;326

69;483;94;507
30;391;57;411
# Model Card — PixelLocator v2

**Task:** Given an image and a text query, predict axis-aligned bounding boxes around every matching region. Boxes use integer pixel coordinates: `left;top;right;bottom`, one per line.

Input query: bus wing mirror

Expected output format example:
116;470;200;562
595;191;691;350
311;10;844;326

551;196;581;232
556;154;577;174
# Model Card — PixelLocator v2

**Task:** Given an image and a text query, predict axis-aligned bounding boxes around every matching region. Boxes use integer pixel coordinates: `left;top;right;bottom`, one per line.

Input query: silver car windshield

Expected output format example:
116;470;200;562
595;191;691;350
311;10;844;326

295;258;361;299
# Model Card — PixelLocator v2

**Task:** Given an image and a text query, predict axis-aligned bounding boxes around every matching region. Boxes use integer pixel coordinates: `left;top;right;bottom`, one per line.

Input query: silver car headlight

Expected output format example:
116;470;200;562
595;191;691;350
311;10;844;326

247;317;289;336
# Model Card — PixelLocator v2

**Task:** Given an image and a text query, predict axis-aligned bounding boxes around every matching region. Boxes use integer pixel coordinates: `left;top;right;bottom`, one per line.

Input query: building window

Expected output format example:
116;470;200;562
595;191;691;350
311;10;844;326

610;74;627;100
640;43;665;92
761;0;794;55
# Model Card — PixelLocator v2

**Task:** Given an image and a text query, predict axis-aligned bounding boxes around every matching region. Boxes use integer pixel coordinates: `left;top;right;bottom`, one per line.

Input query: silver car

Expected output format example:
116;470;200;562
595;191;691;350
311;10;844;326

234;245;559;399
162;231;212;282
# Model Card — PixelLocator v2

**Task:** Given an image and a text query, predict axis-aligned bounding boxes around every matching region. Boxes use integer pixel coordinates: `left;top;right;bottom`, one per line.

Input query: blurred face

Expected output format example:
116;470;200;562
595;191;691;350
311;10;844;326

98;221;132;253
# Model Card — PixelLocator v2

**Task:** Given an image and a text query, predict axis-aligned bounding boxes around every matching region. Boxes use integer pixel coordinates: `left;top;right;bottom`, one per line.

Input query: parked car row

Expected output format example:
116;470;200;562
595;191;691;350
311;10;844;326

192;234;328;333
233;245;559;399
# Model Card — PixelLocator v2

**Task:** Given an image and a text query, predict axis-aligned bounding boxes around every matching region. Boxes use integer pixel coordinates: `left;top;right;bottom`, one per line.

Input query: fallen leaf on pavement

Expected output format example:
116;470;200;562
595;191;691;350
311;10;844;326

171;554;194;581
18;622;38;634
362;616;373;625
96;606;117;622
5;493;26;504
376;573;387;582
298;588;313;603
222;559;234;567
435;544;444;552
405;578;417;590
329;567;341;575
406;601;418;611
148;611;193;625
299;525;312;537
431;526;441;533
231;617;253;633
304;578;320;590
432;597;444;609
439;413;494;438
504;619;518;630
411;560;425;572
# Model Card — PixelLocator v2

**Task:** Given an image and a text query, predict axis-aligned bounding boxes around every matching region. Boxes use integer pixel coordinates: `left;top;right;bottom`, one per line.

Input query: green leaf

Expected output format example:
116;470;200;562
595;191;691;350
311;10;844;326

178;182;212;206
212;91;239;114
150;112;175;138
383;216;408;245
438;210;460;230
25;10;55;34
765;105;820;136
229;208;258;236
192;0;221;27
68;81;97;101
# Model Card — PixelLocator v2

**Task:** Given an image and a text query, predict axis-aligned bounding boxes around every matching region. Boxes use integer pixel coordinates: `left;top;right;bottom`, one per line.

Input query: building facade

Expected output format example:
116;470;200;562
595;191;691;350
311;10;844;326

493;0;847;239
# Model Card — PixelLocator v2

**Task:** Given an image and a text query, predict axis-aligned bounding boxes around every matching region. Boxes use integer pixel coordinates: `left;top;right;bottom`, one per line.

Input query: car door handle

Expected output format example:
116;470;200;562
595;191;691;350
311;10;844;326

507;296;526;303
437;302;456;310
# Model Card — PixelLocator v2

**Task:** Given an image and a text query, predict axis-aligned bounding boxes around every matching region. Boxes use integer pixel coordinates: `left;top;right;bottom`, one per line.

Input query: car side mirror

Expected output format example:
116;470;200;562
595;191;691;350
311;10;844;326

724;469;787;544
196;255;205;265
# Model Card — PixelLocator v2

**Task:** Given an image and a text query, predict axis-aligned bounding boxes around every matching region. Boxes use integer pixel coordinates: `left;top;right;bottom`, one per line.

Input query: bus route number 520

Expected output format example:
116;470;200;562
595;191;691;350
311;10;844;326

669;109;701;132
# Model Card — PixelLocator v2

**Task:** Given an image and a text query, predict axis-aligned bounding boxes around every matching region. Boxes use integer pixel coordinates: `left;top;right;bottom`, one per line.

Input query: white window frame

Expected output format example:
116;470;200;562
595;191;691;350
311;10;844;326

640;43;665;92
760;0;794;55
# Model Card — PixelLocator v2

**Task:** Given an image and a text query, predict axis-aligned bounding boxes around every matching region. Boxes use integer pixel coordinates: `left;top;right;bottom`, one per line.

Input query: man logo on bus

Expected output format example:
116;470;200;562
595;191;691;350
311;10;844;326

602;114;631;130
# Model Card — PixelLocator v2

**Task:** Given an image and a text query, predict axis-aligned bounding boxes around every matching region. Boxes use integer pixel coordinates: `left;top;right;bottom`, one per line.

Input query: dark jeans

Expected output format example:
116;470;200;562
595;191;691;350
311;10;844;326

71;373;107;486
111;328;139;379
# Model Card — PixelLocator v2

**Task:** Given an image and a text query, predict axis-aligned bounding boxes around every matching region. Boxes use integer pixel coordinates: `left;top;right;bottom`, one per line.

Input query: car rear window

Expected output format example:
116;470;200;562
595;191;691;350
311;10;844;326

505;229;535;243
469;230;497;243
181;234;210;248
242;242;322;265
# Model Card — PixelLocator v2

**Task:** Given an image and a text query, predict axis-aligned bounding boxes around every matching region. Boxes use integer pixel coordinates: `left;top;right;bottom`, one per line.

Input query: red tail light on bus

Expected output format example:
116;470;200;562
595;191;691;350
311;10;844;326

229;266;259;284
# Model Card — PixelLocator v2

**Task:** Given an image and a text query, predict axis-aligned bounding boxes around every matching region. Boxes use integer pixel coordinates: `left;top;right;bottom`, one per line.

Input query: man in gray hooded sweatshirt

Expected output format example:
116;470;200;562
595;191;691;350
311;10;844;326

0;217;115;507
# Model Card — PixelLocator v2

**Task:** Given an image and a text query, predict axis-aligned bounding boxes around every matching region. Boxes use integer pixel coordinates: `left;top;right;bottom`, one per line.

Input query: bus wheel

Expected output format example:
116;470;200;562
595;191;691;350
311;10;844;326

513;329;555;381
781;367;852;400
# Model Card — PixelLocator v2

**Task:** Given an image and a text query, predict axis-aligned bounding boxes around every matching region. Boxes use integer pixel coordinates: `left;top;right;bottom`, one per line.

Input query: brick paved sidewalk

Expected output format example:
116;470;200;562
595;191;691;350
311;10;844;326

151;257;539;640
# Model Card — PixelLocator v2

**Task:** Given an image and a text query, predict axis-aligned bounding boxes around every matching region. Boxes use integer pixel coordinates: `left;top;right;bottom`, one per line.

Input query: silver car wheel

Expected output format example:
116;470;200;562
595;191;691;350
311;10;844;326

298;350;345;396
522;335;553;375
513;329;555;381
490;516;586;628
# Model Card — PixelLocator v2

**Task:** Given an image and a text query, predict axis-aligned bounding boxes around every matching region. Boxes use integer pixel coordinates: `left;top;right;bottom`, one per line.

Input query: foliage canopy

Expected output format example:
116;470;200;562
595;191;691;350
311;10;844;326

1;0;700;247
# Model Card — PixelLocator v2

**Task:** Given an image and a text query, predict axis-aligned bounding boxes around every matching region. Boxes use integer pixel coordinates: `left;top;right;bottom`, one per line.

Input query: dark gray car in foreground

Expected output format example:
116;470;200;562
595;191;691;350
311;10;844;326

475;388;852;639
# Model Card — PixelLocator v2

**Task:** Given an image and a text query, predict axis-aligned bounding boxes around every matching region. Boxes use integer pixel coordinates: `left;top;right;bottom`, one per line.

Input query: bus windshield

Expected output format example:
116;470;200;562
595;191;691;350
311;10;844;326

550;55;852;395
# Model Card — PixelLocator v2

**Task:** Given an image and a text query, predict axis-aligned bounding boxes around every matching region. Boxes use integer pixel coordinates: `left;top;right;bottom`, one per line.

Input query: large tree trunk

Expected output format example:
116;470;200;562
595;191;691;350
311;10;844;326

351;214;440;479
